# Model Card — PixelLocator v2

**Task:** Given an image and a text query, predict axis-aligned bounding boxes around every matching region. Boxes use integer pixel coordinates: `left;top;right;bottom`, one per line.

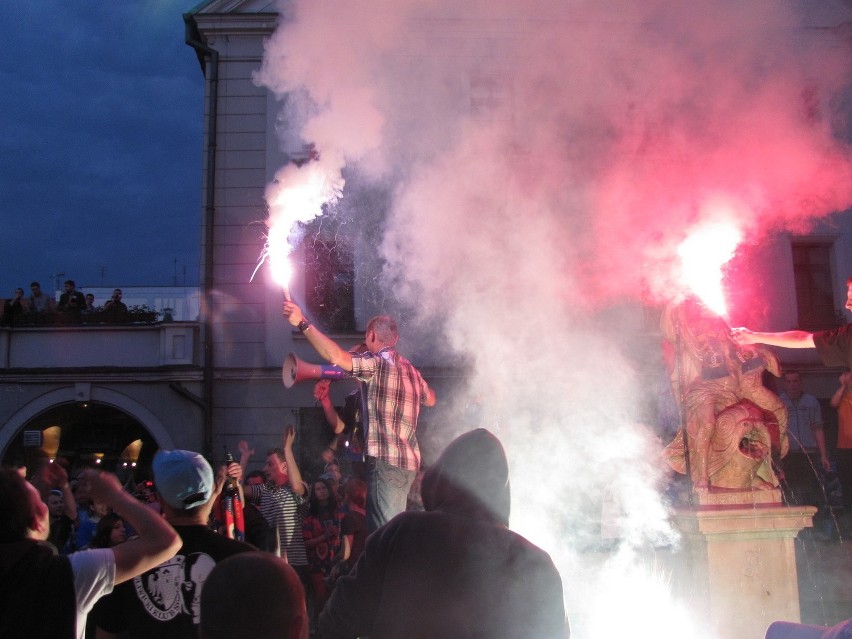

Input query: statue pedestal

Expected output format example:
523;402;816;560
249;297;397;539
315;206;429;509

671;492;816;639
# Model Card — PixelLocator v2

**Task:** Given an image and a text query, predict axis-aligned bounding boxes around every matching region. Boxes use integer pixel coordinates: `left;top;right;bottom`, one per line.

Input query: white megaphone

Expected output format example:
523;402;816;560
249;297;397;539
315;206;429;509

281;352;350;389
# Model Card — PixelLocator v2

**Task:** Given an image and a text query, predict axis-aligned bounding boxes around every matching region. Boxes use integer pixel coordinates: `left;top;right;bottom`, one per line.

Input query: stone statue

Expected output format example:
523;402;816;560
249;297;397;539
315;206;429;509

661;297;788;492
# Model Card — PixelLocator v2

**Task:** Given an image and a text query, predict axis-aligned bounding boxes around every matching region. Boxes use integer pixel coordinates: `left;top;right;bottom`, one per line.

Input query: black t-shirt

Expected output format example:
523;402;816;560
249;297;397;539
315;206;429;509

340;509;367;571
92;525;253;638
814;323;852;369
1;541;75;639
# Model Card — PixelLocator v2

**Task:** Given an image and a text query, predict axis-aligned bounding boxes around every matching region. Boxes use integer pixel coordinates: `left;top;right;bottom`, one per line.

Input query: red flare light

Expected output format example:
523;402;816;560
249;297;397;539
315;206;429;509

677;221;742;318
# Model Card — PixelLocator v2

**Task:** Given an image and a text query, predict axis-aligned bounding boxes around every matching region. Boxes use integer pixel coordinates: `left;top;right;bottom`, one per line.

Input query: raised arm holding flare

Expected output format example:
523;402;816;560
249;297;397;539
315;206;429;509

732;275;852;367
282;301;436;531
731;329;815;349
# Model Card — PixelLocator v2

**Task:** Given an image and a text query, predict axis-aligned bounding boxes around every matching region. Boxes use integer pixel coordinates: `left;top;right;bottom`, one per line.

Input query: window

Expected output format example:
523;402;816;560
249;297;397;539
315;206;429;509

791;241;838;330
302;218;355;333
469;71;513;121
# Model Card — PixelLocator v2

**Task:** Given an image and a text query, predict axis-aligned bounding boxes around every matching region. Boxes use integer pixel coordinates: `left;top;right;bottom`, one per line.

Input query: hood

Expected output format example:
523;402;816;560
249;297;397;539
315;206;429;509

421;428;511;526
0;539;47;576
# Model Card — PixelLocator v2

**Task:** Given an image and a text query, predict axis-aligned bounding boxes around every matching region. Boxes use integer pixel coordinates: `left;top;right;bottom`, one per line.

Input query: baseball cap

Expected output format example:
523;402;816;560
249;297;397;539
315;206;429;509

766;620;852;639
152;450;214;509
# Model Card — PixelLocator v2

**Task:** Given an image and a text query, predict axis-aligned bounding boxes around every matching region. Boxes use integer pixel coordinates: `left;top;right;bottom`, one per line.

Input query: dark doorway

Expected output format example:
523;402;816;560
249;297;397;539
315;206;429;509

2;402;159;482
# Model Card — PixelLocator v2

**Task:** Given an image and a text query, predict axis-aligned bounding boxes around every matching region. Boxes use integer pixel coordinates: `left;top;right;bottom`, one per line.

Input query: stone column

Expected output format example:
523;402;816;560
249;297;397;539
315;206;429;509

671;490;815;639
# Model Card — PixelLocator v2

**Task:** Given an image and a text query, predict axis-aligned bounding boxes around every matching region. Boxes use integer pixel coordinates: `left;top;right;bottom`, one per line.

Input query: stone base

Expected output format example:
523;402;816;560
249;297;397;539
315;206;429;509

671;504;816;639
693;487;783;508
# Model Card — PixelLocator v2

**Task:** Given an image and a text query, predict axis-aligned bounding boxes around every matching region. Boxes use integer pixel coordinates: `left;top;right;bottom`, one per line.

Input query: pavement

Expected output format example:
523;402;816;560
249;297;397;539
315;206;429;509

797;531;852;626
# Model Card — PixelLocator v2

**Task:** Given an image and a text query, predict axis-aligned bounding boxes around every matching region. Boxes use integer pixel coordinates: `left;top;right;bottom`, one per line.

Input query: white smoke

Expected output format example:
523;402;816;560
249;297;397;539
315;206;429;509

256;0;852;635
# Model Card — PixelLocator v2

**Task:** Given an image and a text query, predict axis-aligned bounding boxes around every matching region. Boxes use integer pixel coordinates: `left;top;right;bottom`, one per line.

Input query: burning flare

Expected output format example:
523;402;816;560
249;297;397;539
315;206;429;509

252;159;344;298
677;220;742;318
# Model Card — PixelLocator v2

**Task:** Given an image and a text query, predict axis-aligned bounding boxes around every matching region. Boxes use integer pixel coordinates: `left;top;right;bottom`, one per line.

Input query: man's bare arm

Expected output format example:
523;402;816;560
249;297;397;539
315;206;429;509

47;463;78;523
315;380;346;434
731;328;815;349
814;427;831;472
83;470;180;584
283;425;306;496
238;439;254;477
423;386;437;407
282;302;353;371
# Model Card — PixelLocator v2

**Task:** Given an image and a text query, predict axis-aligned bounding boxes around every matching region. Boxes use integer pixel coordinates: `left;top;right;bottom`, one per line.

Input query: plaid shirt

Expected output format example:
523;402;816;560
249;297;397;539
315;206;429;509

351;347;432;471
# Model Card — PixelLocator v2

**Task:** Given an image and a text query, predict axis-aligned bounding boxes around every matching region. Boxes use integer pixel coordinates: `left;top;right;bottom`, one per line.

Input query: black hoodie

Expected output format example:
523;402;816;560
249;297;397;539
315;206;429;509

319;428;568;639
0;539;75;639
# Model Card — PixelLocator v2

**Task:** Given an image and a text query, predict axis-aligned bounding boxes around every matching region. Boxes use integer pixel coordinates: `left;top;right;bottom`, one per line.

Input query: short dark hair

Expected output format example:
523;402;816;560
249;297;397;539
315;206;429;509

267;448;286;463
30;282;40;288
201;553;306;639
309;477;338;516
90;512;123;549
344;478;367;508
0;468;35;542
64;280;75;287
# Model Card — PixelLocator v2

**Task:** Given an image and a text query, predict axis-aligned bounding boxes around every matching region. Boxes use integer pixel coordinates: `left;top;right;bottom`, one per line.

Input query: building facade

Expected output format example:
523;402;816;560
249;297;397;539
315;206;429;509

0;0;850;485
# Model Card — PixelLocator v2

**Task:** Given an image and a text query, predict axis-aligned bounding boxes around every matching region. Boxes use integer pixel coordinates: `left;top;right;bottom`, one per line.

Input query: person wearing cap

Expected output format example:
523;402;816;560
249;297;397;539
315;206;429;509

93;450;254;639
0;467;180;639
766;618;852;639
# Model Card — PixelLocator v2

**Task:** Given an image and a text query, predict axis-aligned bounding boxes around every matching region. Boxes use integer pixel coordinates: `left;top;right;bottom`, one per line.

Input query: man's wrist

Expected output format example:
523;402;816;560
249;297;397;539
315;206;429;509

297;319;311;333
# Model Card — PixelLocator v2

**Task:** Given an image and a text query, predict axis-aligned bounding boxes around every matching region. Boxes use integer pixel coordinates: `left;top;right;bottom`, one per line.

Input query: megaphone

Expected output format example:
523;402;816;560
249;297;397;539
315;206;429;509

282;352;350;389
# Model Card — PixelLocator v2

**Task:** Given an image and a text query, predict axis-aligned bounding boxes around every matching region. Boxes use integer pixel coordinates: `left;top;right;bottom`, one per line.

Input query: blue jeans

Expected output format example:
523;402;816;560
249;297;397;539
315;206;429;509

366;456;415;532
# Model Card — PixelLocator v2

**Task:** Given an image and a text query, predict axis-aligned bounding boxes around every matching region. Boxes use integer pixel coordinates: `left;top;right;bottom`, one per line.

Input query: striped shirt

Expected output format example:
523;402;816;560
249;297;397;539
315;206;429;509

248;482;308;565
351;347;432;471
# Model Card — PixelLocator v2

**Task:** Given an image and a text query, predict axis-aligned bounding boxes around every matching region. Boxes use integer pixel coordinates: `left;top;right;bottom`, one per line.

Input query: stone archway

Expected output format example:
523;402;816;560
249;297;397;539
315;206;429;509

0;385;176;473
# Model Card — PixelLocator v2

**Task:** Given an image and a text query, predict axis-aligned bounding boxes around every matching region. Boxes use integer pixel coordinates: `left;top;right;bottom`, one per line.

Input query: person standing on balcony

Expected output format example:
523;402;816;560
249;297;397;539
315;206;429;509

3;288;28;325
58;280;86;314
103;289;128;315
282;302;436;532
29;281;55;314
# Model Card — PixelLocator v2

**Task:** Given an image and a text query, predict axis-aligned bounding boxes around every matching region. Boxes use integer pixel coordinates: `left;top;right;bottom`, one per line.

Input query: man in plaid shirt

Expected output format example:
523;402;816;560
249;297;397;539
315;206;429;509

283;302;437;531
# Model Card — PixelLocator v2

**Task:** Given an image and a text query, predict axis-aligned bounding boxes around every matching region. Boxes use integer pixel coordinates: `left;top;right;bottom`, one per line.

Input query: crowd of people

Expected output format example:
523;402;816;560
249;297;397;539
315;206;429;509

0;427;567;638
1;280;130;326
0;305;569;638
8;254;852;639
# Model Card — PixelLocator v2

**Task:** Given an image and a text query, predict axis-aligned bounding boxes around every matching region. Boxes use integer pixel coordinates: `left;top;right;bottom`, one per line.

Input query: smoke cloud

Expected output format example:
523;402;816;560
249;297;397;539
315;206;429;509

257;0;852;635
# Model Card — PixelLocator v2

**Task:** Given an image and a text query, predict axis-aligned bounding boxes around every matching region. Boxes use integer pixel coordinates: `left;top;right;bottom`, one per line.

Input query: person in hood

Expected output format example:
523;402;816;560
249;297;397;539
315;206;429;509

317;428;568;639
766;618;852;639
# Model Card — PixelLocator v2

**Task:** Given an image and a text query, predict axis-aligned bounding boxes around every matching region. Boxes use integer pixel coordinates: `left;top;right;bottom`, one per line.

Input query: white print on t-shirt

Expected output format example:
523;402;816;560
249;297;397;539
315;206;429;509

133;553;216;624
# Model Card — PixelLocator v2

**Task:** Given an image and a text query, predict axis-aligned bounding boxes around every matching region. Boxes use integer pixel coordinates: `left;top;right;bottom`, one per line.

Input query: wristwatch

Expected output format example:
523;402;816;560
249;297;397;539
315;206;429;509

297;319;311;333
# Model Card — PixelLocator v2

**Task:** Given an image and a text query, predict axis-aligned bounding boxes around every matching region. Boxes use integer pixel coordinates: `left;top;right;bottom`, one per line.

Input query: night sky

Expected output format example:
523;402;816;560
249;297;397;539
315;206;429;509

1;1;203;296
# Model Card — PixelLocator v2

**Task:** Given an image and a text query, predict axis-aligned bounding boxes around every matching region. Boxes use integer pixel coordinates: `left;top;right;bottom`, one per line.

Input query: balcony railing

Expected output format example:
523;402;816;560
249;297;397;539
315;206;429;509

2;308;160;327
0;321;198;369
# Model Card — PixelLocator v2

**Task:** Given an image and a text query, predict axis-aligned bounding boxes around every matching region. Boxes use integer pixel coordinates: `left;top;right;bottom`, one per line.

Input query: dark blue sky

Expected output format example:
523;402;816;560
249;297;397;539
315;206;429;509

1;1;203;295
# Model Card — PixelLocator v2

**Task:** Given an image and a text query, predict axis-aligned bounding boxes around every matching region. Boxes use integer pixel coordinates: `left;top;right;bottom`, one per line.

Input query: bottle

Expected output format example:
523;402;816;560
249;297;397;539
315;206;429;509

223;452;245;542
